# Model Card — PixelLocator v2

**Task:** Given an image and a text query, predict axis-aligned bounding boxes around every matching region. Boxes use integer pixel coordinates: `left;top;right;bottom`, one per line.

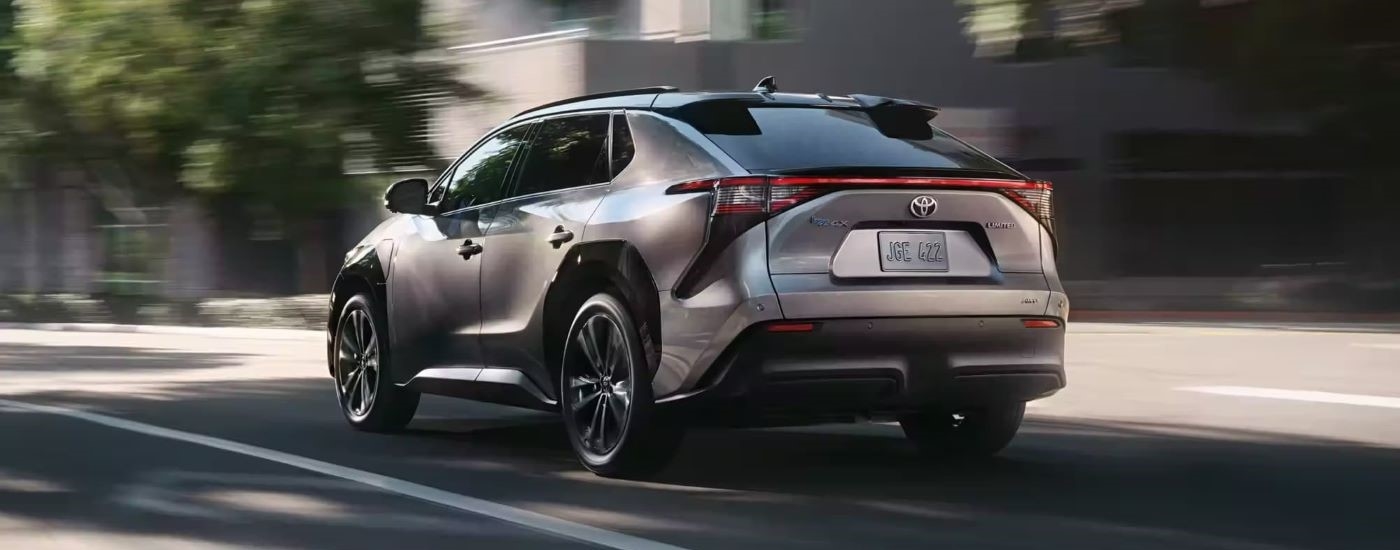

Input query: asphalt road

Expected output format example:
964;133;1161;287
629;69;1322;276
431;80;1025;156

2;322;1399;549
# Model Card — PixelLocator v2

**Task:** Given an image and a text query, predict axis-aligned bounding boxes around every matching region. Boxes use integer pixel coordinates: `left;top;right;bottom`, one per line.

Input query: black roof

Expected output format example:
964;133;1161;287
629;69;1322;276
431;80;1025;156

506;84;939;123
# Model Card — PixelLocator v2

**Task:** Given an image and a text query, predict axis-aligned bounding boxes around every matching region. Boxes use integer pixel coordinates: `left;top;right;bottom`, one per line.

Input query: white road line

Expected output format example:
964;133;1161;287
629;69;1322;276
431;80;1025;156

1178;386;1400;410
0;398;686;550
1352;343;1400;351
0;323;321;340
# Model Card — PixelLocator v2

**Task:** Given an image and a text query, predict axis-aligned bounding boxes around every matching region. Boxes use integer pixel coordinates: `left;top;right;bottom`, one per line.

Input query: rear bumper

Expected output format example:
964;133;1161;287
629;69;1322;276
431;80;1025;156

658;316;1065;425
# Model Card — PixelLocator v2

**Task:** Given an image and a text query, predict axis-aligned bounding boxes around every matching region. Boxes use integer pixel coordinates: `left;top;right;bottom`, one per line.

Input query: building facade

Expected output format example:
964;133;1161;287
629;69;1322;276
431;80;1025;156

432;0;1330;287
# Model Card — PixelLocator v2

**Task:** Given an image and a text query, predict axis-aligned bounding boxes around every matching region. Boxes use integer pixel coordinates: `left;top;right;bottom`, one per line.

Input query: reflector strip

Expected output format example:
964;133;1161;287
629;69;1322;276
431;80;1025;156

769;176;1048;190
766;322;817;333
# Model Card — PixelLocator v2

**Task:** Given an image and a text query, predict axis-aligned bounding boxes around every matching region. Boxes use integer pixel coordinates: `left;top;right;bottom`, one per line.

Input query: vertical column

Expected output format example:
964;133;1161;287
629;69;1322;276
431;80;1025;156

639;0;682;40
163;197;214;300
0;185;12;292
59;174;95;294
708;0;752;41
20;178;41;293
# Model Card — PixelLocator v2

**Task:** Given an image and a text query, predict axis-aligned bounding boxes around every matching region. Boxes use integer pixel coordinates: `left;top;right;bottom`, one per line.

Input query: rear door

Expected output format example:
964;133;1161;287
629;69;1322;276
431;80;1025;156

478;111;618;392
692;106;1053;319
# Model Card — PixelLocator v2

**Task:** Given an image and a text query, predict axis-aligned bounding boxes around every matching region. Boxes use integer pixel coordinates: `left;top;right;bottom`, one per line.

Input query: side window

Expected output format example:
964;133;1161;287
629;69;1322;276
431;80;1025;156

512;113;610;198
442;124;532;212
611;113;635;179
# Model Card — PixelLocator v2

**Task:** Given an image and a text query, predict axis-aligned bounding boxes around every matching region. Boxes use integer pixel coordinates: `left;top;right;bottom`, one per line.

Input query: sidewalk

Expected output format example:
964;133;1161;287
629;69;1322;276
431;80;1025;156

0;322;321;340
1071;310;1400;323
0;294;327;331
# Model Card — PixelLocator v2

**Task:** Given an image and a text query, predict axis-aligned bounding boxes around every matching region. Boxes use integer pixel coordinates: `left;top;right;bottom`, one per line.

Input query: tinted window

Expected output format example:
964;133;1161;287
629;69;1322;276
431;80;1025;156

611;113;635;179
442;124;532;211
690;107;1012;174
513;114;611;197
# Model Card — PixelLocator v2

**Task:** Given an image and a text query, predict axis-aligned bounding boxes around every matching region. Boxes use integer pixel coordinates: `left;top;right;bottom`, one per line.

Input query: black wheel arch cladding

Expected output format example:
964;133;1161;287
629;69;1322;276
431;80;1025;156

544;240;662;384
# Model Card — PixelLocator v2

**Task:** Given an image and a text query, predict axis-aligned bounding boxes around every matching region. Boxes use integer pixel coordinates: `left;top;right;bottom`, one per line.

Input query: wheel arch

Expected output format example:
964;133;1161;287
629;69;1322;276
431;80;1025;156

328;243;391;374
542;240;662;390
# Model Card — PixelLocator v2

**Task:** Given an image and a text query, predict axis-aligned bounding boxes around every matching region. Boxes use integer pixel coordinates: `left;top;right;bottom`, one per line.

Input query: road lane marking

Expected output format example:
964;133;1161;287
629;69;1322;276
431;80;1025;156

0;398;686;550
1353;343;1400;350
0;324;321;340
1178;386;1400;410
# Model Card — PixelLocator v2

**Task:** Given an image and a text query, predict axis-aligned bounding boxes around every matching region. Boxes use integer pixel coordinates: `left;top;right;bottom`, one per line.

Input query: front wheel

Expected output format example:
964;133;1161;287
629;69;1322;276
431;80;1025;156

333;294;419;432
559;292;683;478
899;402;1025;459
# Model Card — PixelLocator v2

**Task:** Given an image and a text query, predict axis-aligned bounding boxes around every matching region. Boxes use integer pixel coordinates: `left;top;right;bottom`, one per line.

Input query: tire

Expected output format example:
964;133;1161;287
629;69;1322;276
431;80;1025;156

332;294;419;432
899;402;1025;459
559;291;683;478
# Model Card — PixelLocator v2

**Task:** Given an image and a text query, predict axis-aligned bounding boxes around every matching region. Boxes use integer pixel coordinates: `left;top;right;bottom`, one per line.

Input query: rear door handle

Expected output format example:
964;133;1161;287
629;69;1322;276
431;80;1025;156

547;226;574;248
456;239;483;259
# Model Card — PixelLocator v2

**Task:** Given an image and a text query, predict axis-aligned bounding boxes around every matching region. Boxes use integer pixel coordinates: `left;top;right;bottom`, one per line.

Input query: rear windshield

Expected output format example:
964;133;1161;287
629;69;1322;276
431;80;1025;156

686;106;1013;174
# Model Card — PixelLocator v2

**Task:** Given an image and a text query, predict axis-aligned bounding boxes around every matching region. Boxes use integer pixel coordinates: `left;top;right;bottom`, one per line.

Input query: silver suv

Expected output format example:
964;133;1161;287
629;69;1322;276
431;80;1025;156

328;82;1067;478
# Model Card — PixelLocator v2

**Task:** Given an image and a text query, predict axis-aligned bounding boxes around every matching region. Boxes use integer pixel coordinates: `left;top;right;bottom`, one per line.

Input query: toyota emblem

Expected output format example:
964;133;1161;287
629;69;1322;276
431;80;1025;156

909;195;937;218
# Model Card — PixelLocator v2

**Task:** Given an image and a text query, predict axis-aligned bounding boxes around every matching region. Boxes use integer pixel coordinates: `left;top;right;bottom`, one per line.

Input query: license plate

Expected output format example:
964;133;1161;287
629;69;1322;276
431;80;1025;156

878;231;949;272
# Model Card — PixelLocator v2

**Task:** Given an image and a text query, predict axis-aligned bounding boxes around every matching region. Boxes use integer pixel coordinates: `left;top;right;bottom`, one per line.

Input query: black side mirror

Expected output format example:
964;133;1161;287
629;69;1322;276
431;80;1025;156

384;178;433;215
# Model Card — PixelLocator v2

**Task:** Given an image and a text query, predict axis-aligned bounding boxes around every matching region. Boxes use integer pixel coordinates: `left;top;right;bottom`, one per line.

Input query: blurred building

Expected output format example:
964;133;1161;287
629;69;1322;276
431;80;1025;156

428;0;1337;289
1;0;1367;309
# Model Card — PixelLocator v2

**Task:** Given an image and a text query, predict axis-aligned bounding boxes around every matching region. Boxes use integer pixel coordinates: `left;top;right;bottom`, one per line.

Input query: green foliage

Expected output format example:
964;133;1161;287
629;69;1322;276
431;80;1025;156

0;0;22;159
7;0;477;217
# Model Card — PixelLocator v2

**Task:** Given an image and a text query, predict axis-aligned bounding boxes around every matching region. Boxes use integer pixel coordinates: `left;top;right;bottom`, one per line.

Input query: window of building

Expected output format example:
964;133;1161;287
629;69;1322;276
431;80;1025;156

751;0;799;40
543;0;620;34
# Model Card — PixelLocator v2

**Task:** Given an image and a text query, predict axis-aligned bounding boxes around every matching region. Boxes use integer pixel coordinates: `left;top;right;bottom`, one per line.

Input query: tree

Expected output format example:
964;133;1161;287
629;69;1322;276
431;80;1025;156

9;0;479;290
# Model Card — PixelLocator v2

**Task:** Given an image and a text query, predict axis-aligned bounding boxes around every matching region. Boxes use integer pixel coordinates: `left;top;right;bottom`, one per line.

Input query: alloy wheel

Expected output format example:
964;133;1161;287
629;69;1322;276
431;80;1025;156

336;308;379;418
567;313;633;455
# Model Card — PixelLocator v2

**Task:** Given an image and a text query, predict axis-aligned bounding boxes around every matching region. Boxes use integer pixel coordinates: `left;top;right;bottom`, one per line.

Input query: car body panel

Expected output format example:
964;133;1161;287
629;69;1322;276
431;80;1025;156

651;225;783;398
384;209;495;383
479;183;610;393
766;189;1043;275
770;273;1052;320
581;111;740;291
830;229;993;278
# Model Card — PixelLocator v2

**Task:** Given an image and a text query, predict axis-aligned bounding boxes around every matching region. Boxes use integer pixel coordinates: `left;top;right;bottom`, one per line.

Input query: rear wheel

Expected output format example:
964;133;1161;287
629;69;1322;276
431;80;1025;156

333;294;419;432
560;292;682;478
899;402;1025;459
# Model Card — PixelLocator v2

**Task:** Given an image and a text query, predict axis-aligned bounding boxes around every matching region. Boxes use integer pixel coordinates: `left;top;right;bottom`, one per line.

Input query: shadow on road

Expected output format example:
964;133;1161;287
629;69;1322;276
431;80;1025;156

3;374;1398;549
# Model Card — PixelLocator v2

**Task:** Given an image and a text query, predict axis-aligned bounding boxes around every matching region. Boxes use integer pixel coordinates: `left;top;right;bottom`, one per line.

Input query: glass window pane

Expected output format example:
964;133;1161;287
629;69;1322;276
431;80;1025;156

688;107;1013;174
442;124;532;211
513;114;611;197
611;113;635;179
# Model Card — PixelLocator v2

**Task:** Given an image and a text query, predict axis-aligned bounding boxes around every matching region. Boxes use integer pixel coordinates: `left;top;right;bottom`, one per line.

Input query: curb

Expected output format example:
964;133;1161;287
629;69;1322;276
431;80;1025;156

0;322;322;341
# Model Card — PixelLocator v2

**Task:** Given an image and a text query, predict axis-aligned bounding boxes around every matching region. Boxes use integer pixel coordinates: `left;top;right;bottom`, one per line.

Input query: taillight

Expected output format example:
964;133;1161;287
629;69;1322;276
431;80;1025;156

668;176;773;298
997;181;1054;236
668;175;1054;234
712;176;768;214
667;175;1056;298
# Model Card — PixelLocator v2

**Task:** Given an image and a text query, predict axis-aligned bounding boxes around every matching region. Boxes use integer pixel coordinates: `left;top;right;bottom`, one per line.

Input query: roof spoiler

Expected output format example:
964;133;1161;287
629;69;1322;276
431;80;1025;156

849;94;941;118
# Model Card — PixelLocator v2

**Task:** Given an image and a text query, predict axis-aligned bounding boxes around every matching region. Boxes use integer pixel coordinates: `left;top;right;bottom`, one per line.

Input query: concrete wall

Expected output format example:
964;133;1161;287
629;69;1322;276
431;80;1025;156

0;170;97;294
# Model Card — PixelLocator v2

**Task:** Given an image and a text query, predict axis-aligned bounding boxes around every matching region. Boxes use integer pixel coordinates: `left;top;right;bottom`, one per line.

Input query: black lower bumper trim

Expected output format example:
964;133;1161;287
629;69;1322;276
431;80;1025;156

658;316;1065;425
